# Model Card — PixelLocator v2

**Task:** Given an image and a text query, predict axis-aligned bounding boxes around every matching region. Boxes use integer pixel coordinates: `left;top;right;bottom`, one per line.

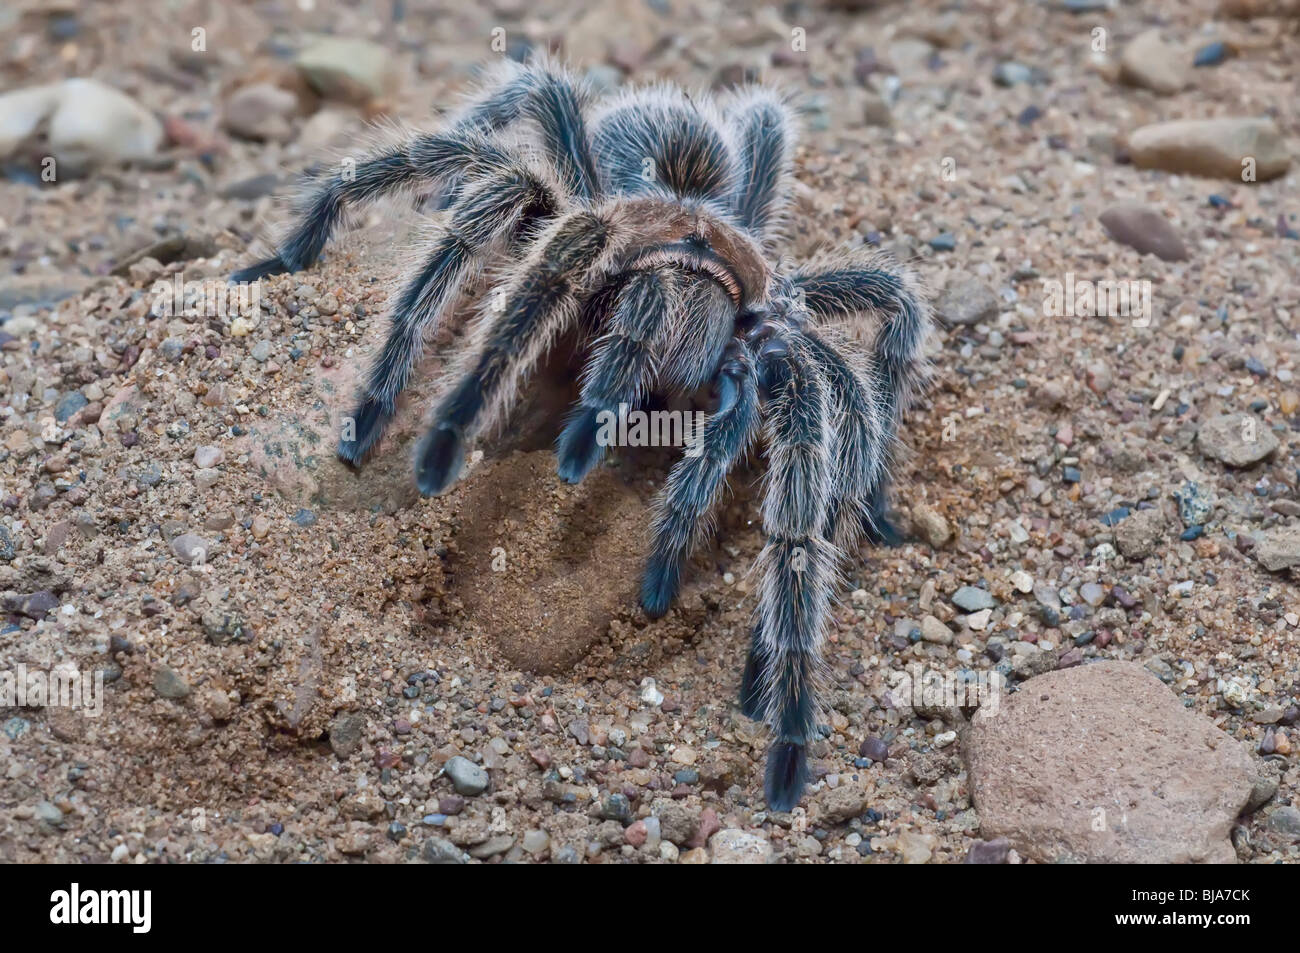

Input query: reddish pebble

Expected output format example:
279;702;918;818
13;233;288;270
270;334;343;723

690;808;721;849
528;748;551;770
439;796;465;815
624;820;648;847
628;747;650;768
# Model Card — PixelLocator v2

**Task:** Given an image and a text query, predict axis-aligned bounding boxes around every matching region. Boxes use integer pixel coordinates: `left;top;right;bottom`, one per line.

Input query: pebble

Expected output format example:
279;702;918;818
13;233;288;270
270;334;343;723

920;615;954;645
193;445;224;468
910;503;951;547
952;586;996;612
992;61;1039;86
1118;29;1188;95
295;36;398;104
170;534;210;565
54;391;88;423
222;83;299;142
0;79;163;168
1010;570;1033;593
1098;204;1189;262
153;666;190;699
1193;42;1232;68
934;275;998;327
859;737;889;762
1127;118;1289;181
444;756;488;796
1079;582;1106;607
710;829;774;864
1197;414;1279;467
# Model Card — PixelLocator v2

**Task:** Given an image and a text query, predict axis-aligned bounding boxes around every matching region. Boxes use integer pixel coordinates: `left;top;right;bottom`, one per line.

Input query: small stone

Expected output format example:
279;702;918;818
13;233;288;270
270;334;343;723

222;82;299;142
952;586;996;612
920;615;953;645
54;391;88;423
522;829;549;855
295;36;399;105
709;829;774;864
897;830;936;863
1010;570;1033;593
1079;582;1106;607
1127;118;1289;182
911;503;951;547
934;275;998;327
170;534;210;566
1118;29;1188;95
859;736;889;762
153;666;190;699
329;712;365;758
1252;525;1300;573
251;515;271;540
1099;204;1189;262
966;608;992;631
1115;507;1167;558
444;756;488;796
964;837;1011;864
1197;414;1279;467
193;445;224;468
1265;806;1300;838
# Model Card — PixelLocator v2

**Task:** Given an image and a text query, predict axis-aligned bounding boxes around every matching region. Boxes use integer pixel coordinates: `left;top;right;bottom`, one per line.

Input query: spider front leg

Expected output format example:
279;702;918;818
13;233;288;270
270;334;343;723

639;340;760;616
555;267;677;483
745;327;839;812
414;210;621;496
337;161;561;463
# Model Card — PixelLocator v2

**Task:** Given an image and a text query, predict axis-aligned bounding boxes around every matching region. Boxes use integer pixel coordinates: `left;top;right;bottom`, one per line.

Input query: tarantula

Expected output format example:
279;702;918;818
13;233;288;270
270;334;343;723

231;60;931;812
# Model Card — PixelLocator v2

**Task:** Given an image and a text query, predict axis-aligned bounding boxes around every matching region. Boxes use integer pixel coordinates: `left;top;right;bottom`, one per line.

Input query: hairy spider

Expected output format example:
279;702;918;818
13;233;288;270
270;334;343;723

231;59;932;812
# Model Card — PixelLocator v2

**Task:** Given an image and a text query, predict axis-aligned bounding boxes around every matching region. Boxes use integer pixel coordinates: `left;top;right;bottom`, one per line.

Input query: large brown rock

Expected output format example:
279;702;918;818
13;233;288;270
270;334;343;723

966;661;1256;863
1127;118;1289;182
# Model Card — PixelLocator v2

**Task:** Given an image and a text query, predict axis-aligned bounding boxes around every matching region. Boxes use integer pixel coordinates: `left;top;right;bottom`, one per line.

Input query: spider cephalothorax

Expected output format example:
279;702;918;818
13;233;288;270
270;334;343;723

231;59;932;812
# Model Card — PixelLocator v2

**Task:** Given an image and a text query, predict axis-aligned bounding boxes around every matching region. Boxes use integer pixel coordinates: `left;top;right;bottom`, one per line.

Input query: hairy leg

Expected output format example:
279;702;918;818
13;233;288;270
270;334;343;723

722;87;796;240
414;209;621;496
231;131;508;282
554;266;678;483
792;252;931;543
639;341;760;617
745;330;838;812
337;161;561;463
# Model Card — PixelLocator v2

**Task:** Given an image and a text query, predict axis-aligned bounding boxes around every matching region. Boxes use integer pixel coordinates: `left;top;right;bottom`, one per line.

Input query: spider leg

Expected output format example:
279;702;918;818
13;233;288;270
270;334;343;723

722;87;796;239
557;267;736;483
414;209;621;496
798;327;889;552
230;131;509;282
639;340;760;617
745;327;838;812
791;252;931;545
555;266;677;483
337;159;562;463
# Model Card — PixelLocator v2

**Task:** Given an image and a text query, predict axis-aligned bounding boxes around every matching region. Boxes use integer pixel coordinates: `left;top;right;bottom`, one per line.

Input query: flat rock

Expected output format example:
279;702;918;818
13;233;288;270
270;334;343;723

1252;524;1300;572
1118;29;1188;95
1197;413;1279;467
952;585;996;612
1114;507;1167;558
1127;118;1289;181
1099;203;1189;261
934;275;998;327
295;36;399;104
709;829;774;864
966;661;1255;863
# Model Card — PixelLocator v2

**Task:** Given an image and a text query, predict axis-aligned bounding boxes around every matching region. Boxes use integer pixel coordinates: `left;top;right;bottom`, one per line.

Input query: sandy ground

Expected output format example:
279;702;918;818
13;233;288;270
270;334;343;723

1;0;1298;863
